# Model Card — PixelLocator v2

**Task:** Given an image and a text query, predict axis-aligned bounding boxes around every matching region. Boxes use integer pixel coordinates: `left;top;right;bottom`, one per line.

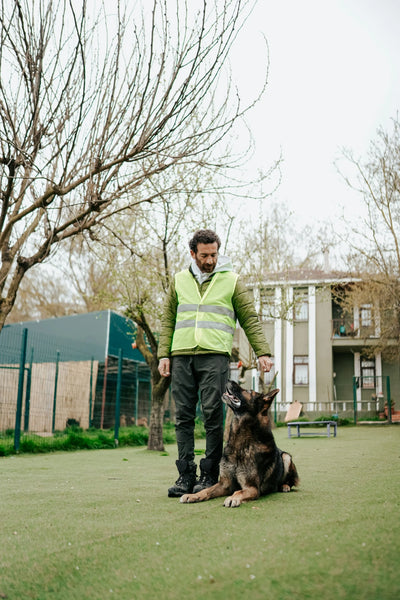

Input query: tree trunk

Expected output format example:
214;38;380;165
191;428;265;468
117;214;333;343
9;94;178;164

132;323;171;451
147;384;168;451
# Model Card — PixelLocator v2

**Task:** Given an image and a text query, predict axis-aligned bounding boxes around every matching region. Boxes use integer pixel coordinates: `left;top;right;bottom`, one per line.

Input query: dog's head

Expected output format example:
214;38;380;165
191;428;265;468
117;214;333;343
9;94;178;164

222;380;279;420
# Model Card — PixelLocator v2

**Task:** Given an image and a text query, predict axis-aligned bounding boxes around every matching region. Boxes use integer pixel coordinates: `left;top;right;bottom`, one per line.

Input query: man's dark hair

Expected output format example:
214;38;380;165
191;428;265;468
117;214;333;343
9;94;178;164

189;229;221;253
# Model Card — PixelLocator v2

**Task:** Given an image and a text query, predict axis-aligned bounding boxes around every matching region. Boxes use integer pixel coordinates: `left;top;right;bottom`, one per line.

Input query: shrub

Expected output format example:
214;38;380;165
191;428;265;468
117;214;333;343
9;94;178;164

20;439;43;453
65;424;84;434
118;427;149;447
0;442;13;457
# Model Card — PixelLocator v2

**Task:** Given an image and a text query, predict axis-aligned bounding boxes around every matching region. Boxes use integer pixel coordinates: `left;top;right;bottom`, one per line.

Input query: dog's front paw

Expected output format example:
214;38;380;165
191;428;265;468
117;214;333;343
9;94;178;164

281;484;290;493
180;493;200;503
224;495;241;508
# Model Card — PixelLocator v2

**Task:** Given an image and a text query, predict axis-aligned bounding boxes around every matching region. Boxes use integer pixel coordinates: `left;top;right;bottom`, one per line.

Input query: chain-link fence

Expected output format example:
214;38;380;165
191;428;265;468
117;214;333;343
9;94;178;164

0;326;152;451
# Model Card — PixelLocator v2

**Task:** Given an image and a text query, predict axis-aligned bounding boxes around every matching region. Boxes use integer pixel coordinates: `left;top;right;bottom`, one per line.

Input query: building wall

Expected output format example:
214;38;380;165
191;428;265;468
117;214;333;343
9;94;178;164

382;361;400;408
333;351;354;406
243;284;325;408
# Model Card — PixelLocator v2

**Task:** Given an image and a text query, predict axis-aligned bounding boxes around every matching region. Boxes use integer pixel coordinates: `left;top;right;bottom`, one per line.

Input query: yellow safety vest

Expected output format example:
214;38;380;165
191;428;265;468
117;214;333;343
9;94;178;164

171;269;239;354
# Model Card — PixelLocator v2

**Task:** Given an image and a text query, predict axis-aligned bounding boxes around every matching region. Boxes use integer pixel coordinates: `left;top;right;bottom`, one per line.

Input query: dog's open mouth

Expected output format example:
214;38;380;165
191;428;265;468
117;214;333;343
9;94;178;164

222;391;241;408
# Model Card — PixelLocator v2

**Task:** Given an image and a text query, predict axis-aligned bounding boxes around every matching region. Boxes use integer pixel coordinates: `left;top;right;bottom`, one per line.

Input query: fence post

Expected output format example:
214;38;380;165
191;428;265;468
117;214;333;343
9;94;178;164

352;376;358;425
100;356;109;429
23;347;34;432
135;362;139;424
14;328;28;452
52;351;60;433
386;376;392;424
114;349;123;446
89;357;94;428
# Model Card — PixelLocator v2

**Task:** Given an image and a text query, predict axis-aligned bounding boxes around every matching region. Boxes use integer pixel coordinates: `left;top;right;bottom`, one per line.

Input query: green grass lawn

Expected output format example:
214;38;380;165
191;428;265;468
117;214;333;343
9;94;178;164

1;426;400;599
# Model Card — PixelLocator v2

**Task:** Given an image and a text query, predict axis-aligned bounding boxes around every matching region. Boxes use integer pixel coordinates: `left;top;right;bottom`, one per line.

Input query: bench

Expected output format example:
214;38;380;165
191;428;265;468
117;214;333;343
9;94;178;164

287;420;337;438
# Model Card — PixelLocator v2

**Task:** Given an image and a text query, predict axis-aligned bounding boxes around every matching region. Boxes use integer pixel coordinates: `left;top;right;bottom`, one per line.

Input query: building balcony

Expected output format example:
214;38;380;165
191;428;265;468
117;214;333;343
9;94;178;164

332;318;379;346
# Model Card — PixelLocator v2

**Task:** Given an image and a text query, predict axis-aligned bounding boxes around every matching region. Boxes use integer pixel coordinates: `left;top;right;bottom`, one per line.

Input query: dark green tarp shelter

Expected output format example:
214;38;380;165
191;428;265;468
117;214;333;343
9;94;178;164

0;310;146;364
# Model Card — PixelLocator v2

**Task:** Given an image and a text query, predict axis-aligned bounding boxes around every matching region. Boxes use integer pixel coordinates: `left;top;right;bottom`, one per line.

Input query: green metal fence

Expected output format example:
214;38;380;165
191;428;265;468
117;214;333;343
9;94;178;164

0;327;152;451
270;376;393;424
352;375;392;424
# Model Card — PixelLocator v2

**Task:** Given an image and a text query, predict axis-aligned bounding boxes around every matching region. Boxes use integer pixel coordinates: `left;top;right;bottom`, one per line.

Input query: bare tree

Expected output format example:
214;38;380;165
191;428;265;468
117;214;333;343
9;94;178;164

226;199;329;318
335;116;400;360
6;265;82;321
0;0;263;331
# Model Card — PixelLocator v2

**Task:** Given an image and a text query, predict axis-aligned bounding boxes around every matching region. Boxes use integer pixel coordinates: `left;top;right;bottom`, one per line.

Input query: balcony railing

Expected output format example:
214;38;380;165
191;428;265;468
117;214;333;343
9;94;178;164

332;318;378;339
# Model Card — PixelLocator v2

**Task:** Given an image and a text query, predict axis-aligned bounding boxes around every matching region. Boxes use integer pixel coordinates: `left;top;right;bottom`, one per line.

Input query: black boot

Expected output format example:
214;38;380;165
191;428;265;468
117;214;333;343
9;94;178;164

192;458;219;493
168;460;197;497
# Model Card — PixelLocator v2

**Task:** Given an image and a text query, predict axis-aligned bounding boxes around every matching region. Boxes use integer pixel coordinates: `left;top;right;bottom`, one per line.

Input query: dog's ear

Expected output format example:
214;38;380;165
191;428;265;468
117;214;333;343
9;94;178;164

263;388;280;409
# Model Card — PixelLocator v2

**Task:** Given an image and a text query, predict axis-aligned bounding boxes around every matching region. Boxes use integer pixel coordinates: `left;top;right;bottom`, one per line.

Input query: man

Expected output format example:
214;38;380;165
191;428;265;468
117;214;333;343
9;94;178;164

158;229;272;497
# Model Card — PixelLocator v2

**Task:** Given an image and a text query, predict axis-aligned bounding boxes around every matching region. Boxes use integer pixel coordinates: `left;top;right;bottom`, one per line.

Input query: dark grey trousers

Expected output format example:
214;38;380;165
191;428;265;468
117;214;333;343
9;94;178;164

171;354;229;467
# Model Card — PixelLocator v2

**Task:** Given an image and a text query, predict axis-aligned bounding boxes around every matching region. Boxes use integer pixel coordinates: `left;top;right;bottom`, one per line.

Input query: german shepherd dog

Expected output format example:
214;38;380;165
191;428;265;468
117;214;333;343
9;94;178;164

180;380;299;507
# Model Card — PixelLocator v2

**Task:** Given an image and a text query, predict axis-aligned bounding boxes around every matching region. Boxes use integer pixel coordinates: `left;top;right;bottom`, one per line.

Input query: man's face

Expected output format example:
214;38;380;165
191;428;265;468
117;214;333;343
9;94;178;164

191;242;219;273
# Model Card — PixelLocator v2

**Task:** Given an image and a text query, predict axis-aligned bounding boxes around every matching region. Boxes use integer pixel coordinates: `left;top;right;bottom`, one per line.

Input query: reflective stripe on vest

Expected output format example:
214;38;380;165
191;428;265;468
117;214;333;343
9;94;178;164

171;269;238;354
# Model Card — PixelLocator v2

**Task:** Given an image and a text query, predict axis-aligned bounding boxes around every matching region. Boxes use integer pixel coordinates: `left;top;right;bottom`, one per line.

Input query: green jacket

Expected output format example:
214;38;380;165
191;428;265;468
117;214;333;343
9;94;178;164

157;264;271;359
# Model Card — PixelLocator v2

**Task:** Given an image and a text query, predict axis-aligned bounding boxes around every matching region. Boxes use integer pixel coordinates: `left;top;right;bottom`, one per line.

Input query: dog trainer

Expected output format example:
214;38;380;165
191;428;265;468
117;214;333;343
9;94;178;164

158;229;272;497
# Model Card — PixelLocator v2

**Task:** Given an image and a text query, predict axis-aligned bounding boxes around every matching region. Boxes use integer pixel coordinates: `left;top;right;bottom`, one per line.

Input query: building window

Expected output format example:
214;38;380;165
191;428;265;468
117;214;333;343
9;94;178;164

293;289;308;321
293;356;308;385
361;358;375;389
360;304;372;328
263;357;275;387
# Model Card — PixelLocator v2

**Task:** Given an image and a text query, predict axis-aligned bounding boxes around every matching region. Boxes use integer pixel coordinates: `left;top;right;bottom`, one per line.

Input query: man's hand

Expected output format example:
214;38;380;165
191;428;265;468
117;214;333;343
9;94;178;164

158;358;171;377
258;355;272;373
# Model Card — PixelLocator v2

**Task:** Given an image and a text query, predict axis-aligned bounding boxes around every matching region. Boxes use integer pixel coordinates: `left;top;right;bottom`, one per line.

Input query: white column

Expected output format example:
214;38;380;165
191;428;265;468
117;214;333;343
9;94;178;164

274;287;282;393
285;287;293;404
308;285;317;404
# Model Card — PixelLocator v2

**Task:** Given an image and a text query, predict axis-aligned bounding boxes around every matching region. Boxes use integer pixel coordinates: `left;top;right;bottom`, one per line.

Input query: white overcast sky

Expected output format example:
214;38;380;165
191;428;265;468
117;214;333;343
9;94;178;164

230;0;400;227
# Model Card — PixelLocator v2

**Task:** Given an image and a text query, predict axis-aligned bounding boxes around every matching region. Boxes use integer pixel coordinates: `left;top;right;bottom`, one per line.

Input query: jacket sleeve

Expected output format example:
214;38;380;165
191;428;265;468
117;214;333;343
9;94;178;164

232;277;271;357
157;279;178;359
